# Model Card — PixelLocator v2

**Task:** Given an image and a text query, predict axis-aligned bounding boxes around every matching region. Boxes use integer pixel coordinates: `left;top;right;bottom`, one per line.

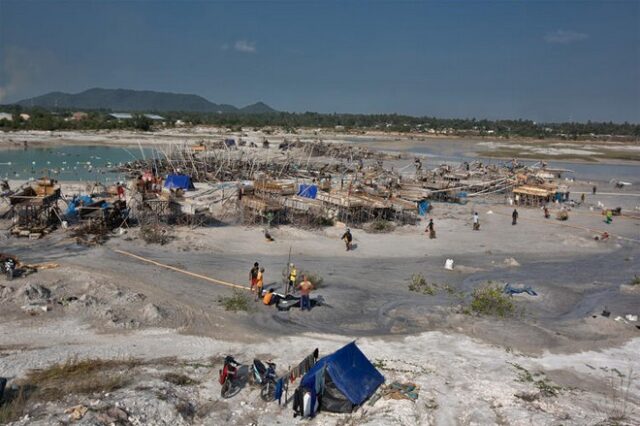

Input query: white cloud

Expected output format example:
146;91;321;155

544;30;589;45
233;40;256;53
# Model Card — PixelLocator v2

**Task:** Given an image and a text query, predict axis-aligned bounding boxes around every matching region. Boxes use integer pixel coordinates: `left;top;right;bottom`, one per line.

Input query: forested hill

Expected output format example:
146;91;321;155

15;88;276;114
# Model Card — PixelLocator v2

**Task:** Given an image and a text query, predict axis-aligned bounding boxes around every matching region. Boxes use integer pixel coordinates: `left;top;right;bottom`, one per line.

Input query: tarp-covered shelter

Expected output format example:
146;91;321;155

164;174;195;191
300;342;384;413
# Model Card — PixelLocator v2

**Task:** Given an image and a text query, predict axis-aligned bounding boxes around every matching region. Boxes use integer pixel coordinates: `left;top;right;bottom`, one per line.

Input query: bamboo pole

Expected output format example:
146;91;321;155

113;249;249;290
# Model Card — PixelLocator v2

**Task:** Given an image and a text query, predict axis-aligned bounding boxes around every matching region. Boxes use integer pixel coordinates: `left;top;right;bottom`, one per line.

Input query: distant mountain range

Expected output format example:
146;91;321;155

15;88;277;114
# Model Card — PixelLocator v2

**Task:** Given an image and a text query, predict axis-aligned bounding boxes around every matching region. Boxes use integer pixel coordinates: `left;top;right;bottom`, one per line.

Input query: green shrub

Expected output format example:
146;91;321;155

408;273;437;295
470;285;515;317
218;290;252;312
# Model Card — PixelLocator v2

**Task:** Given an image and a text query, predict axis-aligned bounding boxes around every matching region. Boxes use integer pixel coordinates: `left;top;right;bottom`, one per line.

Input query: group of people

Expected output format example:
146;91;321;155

250;262;315;311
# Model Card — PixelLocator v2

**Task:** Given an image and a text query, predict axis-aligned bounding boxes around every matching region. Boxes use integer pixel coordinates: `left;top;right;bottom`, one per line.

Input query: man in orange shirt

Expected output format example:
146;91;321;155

255;267;265;301
297;275;314;311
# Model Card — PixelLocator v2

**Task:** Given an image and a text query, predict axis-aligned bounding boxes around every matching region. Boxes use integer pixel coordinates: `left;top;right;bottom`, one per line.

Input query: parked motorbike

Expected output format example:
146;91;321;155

250;359;277;401
218;355;240;398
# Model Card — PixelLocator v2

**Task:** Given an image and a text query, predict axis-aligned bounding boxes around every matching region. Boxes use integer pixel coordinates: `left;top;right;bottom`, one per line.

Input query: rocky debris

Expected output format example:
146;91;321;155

503;257;521;267
78;294;98;306
0;284;14;299
64;404;88;421
96;405;129;424
21;303;50;313
113;289;147;303
16;282;51;302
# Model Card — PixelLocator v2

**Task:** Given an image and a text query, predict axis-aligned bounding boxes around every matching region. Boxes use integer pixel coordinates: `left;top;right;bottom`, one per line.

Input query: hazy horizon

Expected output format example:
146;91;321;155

1;1;638;123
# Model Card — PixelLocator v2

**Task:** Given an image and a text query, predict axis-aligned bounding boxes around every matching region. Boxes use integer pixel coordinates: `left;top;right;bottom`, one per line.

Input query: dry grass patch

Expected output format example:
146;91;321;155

0;358;140;423
163;372;199;386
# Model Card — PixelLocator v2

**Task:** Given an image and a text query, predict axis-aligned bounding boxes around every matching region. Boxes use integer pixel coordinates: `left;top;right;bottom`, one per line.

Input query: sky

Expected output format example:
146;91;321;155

0;0;639;123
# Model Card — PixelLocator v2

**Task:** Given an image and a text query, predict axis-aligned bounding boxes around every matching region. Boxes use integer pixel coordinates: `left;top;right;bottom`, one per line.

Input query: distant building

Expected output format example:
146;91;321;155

71;112;88;121
144;114;164;121
0;112;13;121
109;113;134;120
19;113;30;121
108;112;165;121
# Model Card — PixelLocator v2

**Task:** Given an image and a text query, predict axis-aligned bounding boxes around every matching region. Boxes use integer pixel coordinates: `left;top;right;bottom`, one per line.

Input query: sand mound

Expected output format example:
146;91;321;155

141;303;166;322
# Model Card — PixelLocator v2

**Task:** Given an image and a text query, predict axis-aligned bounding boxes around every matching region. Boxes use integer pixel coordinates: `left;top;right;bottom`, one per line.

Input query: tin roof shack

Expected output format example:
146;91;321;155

512;185;556;207
8;178;61;238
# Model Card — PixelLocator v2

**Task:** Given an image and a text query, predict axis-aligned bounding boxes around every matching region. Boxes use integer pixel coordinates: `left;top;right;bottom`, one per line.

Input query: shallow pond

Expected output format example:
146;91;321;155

0;145;153;182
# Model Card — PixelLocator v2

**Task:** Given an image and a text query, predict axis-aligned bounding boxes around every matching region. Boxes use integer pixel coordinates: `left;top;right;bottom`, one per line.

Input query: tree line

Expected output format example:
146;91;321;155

1;105;638;139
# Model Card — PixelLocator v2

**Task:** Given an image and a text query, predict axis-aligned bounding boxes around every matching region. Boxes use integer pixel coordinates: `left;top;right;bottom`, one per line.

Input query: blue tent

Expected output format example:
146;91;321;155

300;342;384;413
164;174;195;191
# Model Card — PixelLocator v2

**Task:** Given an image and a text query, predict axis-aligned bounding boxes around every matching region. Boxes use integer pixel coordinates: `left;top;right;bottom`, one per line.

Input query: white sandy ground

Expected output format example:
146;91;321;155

1;129;640;424
1;319;639;425
0;198;639;424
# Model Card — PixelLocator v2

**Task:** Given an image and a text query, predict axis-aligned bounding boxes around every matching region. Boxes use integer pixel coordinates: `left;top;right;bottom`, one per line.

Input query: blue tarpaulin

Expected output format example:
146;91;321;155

297;184;318;199
418;200;431;216
66;195;94;216
301;342;384;407
503;283;538;296
164;174;195;191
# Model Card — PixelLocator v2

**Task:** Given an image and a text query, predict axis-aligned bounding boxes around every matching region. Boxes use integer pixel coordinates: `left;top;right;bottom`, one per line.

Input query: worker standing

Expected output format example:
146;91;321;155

472;212;480;231
605;210;613;224
116;182;125;200
580;193;585;203
297;275;314;311
255;267;265;301
543;205;550;219
592;185;597;195
250;262;259;293
288;263;297;294
341;228;353;251
512;209;519;225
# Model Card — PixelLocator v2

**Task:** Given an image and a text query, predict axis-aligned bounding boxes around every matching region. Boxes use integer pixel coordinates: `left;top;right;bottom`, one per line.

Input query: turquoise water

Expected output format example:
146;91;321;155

0;145;154;182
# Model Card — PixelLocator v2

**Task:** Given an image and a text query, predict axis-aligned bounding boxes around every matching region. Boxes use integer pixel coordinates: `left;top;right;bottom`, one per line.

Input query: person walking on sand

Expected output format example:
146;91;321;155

250;262;259;293
425;218;436;239
472;212;480;231
512;209;519;225
297;275;314;311
581;193;585;203
341;228;353;251
592;185;597;195
543;205;550;219
255;267;265;301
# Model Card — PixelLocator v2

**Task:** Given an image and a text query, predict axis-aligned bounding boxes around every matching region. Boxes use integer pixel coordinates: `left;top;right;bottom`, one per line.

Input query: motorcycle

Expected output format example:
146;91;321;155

218;355;240;398
250;359;278;401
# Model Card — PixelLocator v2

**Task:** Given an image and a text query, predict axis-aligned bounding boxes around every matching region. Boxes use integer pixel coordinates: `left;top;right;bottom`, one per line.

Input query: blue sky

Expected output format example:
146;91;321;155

1;0;638;122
